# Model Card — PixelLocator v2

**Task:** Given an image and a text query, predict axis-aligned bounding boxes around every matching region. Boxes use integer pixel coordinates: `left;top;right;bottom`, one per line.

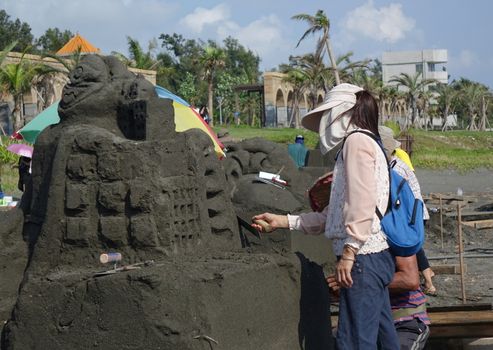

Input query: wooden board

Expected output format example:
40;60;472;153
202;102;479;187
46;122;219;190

431;263;466;274
331;306;493;339
446;211;493;219
462;219;493;229
429;310;493;338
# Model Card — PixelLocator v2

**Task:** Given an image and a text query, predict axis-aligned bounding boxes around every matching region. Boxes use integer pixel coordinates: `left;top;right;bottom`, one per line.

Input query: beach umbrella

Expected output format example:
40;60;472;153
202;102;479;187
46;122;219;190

13;86;225;158
6;143;34;158
12;102;60;144
155;86;225;158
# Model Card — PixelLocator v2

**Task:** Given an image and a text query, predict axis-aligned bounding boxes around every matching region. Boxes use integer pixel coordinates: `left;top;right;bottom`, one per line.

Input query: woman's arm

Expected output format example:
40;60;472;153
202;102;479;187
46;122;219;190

252;205;329;234
342;133;378;250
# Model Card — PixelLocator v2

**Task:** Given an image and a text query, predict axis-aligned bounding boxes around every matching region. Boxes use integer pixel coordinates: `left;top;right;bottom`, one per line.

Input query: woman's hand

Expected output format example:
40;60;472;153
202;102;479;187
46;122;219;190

336;259;354;288
336;245;357;288
251;213;288;233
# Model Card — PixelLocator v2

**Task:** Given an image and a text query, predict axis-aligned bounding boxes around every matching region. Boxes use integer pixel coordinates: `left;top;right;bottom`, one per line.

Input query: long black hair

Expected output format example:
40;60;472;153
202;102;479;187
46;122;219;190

348;90;380;137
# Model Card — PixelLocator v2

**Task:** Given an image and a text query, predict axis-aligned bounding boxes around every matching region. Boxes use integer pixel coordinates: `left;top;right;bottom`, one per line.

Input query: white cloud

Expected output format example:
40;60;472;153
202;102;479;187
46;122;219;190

180;4;230;33
180;4;286;70
218;15;284;54
343;1;415;44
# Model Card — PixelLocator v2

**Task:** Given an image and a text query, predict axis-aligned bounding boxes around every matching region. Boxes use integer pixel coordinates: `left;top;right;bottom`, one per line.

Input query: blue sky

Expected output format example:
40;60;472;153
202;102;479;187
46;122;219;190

3;0;492;88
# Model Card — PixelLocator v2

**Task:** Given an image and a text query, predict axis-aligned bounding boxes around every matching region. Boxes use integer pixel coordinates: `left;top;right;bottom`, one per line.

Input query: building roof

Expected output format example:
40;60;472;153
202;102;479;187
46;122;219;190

56;34;100;56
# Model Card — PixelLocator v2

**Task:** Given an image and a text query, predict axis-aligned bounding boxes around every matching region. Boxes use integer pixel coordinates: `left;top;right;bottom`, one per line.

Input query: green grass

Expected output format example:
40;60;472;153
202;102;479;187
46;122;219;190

217;126;493;171
216;125;320;148
409;130;493;171
0;164;20;195
0;136;24;196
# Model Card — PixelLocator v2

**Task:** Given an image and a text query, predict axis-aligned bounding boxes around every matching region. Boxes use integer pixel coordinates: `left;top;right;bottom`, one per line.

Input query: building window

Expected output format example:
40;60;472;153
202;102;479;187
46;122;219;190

428;63;436;72
416;63;423;74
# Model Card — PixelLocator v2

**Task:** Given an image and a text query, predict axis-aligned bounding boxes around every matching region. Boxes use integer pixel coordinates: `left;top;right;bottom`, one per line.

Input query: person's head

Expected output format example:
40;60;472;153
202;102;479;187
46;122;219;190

348;90;380;137
301;83;381;154
295;135;304;144
378;125;401;158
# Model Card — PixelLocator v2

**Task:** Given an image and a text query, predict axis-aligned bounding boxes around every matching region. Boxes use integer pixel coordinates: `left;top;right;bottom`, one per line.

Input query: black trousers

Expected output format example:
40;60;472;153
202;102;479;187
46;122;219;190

395;318;430;350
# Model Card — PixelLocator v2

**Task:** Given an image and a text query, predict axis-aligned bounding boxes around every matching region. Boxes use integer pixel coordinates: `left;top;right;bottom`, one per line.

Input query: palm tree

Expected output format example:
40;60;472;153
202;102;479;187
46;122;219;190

42;46;83;74
389;72;436;128
435;83;458;131
0;49;56;130
0;41;18;103
36;46;85;109
478;89;491;131
281;68;308;128
198;46;226;126
112;37;160;70
417;89;434;130
283;53;332;109
336;51;370;84
460;82;486;130
0;41;18;66
292;10;340;85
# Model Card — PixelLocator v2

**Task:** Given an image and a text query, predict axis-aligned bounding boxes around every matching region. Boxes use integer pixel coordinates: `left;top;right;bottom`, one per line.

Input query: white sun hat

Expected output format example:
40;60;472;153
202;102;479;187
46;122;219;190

301;83;363;132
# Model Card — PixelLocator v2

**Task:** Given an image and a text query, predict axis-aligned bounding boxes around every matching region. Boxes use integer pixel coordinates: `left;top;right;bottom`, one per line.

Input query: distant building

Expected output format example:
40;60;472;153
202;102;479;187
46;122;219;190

382;49;448;90
235;72;325;128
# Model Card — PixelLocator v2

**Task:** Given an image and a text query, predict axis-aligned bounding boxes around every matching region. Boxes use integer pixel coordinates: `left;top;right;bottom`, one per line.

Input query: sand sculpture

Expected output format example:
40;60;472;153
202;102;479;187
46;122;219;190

0;55;334;349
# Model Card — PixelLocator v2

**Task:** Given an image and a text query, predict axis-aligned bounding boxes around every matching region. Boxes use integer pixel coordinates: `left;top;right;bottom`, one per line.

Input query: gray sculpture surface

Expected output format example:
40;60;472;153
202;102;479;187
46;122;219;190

0;55;333;350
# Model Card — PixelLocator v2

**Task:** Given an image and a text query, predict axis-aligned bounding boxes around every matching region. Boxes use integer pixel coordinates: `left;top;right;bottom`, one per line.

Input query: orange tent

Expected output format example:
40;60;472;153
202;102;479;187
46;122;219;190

56;33;100;56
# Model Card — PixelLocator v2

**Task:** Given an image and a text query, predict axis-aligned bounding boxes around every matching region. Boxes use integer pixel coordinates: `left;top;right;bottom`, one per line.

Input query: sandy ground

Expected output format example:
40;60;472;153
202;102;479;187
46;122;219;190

416;168;493;195
414;168;493;307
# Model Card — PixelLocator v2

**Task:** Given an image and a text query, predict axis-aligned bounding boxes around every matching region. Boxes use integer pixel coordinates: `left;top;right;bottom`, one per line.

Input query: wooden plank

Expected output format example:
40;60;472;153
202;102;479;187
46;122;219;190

431;263;466;274
430;310;493;325
430;323;493;338
425;193;477;205
331;311;493;326
428;303;492;312
462;219;493;229
331;308;493;339
446;211;493;218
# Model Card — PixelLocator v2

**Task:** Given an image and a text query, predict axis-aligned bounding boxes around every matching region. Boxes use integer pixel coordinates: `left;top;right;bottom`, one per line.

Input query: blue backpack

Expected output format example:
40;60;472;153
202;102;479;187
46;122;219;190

341;130;425;256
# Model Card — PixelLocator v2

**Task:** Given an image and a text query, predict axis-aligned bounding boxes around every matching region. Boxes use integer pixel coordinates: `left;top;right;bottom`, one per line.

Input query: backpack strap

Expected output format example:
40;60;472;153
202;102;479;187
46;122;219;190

337;129;392;219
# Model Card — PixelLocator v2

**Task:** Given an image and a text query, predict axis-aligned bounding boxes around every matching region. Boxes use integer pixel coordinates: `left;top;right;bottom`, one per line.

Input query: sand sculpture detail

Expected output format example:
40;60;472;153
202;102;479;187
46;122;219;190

0;55;333;349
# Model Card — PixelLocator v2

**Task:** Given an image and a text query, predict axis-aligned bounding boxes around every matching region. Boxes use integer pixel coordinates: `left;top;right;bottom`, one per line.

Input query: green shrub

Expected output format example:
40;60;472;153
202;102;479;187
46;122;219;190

0;136;23;194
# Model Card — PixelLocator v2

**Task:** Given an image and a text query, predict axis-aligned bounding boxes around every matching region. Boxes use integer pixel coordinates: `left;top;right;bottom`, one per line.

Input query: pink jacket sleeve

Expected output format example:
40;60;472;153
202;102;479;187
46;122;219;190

343;133;378;250
288;205;329;235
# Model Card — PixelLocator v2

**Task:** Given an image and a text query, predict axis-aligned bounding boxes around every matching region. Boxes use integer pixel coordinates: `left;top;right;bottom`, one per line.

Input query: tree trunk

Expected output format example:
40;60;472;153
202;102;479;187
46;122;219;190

13;96;24;132
411;97;417;127
288;99;296;128
294;94;301;128
207;78;214;127
467;105;477;130
324;39;340;85
479;96;487;131
441;104;449;130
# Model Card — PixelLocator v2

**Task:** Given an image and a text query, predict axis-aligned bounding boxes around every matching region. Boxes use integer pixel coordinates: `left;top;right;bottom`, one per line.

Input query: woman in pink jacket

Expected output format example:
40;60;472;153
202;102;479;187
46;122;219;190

253;84;399;350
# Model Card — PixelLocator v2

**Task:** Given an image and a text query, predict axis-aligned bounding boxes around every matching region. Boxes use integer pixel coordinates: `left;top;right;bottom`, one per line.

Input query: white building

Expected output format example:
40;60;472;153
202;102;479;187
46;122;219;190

382;49;448;89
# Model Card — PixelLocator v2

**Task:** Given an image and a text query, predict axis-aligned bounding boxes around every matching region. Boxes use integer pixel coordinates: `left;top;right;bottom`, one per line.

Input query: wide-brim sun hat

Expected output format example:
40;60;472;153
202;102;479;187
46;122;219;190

301;83;364;132
378;125;401;155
